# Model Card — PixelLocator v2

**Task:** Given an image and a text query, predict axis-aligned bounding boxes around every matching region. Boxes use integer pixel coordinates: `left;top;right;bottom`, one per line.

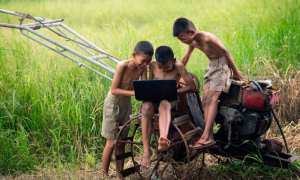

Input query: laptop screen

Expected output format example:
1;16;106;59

133;80;177;102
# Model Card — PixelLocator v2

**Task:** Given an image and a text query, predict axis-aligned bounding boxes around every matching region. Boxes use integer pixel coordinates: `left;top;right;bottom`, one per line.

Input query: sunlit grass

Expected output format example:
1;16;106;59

0;0;299;175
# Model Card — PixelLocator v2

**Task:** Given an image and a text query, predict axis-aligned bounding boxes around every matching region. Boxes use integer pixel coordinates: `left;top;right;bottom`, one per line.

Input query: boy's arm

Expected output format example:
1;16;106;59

209;35;243;80
181;45;194;66
176;62;196;93
148;62;154;80
110;62;134;96
223;51;243;80
141;65;149;80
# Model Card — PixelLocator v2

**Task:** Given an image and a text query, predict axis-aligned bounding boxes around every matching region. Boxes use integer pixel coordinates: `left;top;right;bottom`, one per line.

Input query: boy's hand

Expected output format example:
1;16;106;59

177;86;191;94
177;87;184;94
232;72;245;81
129;90;135;96
177;81;196;94
177;62;196;92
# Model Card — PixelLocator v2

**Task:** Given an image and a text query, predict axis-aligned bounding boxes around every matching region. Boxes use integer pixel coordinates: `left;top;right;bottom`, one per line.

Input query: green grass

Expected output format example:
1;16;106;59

0;0;300;176
210;158;300;179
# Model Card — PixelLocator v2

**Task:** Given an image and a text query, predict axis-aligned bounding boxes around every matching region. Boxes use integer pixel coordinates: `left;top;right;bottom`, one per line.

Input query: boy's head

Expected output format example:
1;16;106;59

173;17;196;44
133;41;154;68
155;46;175;72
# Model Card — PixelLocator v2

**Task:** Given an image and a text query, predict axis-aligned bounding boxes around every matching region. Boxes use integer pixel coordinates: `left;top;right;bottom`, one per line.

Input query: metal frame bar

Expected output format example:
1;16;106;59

0;9;121;81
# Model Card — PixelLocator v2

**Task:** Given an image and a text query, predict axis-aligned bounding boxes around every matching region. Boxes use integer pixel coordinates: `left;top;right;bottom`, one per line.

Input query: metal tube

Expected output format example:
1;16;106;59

22;30;112;80
21;27;116;74
0;8;119;80
0;9;28;18
53;25;97;57
61;24;120;63
55;24;117;69
25;19;64;27
0;22;62;30
0;23;23;29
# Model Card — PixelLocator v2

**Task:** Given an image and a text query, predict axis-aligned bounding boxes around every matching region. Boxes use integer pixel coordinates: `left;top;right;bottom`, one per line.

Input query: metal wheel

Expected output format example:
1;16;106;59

115;114;160;179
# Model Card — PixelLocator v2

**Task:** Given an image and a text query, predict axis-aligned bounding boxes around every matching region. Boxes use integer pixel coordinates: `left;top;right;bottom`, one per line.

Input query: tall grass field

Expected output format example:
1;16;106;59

0;0;299;177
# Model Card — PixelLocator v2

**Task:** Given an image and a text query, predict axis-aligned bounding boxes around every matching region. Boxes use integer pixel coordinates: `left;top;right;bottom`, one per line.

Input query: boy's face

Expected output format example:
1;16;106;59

177;30;195;44
157;59;175;72
133;53;152;68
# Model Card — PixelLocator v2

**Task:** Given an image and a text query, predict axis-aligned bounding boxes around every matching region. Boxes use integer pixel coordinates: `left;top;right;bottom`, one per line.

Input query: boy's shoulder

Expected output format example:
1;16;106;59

175;60;185;69
117;60;130;68
200;31;215;37
196;31;217;42
149;61;157;68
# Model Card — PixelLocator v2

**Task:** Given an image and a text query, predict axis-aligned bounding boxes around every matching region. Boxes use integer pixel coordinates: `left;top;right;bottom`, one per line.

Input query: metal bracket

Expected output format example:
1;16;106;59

0;9;121;81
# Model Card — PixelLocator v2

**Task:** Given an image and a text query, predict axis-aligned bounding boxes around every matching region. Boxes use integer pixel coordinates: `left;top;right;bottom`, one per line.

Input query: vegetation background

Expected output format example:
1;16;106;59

0;0;299;178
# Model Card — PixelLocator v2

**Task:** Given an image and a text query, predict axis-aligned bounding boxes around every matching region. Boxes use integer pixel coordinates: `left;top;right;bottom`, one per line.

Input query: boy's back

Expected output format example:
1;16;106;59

191;32;229;60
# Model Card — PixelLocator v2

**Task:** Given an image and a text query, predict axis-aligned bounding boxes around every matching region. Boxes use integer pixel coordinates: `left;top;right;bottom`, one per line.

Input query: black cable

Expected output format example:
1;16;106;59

271;108;289;153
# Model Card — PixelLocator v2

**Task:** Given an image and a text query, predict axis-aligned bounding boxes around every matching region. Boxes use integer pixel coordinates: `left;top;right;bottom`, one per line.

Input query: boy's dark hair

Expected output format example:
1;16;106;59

155;46;174;64
134;41;154;57
173;17;196;37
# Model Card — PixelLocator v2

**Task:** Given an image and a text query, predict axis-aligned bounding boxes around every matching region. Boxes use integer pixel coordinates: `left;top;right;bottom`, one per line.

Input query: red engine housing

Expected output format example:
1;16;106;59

242;87;270;111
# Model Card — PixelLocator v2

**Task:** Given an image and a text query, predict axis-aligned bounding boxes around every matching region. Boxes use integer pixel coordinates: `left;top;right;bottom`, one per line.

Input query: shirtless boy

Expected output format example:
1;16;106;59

101;41;153;176
140;45;196;167
173;17;243;149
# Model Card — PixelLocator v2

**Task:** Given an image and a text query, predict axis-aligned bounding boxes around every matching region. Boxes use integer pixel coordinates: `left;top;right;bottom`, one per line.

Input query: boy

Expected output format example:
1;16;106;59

101;41;154;176
172;17;243;149
140;45;196;167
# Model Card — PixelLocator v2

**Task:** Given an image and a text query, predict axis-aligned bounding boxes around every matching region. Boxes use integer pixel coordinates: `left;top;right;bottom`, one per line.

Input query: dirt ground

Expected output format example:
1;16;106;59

1;123;299;180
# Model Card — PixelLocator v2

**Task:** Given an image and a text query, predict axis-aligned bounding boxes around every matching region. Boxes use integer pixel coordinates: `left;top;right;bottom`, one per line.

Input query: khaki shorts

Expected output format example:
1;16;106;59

204;56;232;93
101;93;132;140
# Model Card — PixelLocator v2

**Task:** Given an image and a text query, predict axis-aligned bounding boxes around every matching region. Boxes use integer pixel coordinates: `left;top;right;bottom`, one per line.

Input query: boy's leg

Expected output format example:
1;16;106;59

158;100;172;150
193;90;221;147
102;139;115;176
115;141;125;174
140;102;155;167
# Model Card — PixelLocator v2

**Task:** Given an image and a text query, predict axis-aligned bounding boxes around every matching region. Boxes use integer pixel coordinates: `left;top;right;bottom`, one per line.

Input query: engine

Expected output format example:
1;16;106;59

215;80;275;145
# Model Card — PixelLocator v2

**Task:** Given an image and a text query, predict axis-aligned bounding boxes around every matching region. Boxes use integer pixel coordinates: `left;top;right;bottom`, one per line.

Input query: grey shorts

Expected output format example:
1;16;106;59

101;93;132;140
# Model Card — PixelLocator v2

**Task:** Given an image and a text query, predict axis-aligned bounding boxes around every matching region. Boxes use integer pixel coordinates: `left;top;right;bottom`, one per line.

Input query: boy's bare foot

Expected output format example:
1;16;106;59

102;171;110;179
158;137;171;152
139;148;153;168
139;153;151;168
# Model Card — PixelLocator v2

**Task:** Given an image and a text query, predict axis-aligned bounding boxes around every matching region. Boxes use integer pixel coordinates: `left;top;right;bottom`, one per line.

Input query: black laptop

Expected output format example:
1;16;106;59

133;80;177;102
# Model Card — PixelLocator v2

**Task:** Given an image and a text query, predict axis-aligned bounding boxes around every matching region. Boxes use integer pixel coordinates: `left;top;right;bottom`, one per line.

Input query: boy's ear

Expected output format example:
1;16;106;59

187;29;195;35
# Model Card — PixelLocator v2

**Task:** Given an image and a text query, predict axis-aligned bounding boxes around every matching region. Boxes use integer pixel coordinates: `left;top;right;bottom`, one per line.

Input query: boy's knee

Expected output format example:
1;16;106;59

211;91;221;101
105;139;115;148
202;95;211;107
141;102;155;117
203;91;221;105
159;100;171;112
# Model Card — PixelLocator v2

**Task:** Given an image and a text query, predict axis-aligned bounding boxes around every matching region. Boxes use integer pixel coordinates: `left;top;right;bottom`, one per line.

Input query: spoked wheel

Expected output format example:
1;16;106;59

115;113;160;179
115;89;206;179
146;113;205;179
162;114;206;179
114;113;202;179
